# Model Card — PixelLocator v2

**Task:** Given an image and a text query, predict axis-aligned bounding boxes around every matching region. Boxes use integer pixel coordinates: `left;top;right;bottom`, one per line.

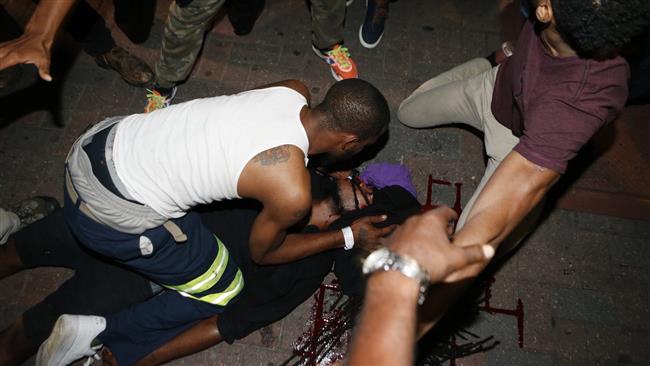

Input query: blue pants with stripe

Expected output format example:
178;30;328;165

63;189;242;365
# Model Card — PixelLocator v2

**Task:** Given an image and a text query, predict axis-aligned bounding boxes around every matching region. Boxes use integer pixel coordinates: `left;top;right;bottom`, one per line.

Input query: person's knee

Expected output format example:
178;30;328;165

396;99;420;128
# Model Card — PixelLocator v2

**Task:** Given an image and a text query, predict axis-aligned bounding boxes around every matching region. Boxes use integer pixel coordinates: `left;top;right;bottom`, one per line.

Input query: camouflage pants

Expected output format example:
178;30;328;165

311;0;346;50
155;0;226;88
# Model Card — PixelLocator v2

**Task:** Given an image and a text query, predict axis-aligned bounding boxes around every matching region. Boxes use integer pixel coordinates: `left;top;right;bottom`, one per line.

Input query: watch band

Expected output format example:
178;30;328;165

341;226;354;250
362;247;430;305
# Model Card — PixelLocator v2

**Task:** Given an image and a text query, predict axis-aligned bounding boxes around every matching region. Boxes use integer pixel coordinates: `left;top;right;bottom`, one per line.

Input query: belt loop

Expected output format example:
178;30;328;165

163;220;188;243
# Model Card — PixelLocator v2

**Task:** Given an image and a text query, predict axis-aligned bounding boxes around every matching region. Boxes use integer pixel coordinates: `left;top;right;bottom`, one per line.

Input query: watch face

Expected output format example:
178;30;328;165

362;247;389;274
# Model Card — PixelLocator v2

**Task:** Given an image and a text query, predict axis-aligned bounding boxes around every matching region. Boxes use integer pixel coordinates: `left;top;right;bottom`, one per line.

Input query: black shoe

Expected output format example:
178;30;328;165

95;46;154;87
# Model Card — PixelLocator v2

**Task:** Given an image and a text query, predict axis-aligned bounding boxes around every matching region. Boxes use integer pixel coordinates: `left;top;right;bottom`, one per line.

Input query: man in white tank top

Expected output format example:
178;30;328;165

39;79;392;365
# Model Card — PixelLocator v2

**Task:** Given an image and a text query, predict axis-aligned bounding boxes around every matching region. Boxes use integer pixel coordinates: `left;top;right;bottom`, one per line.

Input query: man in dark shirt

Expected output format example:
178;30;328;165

397;0;649;335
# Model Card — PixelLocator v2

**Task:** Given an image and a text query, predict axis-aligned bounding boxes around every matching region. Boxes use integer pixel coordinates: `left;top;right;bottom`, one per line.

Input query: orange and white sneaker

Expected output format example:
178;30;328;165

312;44;358;81
144;84;177;113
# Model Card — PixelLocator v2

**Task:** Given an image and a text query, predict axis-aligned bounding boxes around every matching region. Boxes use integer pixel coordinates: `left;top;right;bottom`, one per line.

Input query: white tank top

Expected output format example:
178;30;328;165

112;87;309;218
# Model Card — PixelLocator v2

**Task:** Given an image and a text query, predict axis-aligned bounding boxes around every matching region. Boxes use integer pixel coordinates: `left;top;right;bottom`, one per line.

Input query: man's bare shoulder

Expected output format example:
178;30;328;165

238;145;310;202
250;145;296;166
251;79;311;104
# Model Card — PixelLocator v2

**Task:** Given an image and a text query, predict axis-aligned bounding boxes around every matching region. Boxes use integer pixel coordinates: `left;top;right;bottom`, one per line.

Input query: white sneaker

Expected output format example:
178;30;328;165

36;314;106;366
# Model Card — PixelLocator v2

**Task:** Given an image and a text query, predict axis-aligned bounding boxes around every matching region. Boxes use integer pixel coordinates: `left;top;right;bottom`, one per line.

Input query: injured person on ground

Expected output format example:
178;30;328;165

0;167;419;365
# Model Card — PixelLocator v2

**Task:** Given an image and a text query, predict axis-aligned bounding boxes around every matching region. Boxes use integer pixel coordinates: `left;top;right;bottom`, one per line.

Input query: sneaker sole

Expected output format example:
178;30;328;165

311;44;330;61
312;45;349;81
358;24;384;49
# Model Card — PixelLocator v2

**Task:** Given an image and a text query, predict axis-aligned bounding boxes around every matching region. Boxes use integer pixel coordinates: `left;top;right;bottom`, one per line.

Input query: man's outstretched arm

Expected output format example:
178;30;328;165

0;0;77;81
416;151;559;336
347;208;494;366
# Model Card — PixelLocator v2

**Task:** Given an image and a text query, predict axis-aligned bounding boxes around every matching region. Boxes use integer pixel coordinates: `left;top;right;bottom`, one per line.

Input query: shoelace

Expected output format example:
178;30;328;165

327;46;352;70
83;352;102;366
82;343;104;366
145;89;168;113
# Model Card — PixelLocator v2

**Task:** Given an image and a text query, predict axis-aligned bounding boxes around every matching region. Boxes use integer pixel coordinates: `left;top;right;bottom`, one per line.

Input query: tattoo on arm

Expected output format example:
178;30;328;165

252;146;291;166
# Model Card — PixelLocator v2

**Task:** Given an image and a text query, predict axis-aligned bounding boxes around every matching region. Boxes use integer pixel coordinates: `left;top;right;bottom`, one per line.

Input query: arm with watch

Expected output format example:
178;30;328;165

347;207;494;366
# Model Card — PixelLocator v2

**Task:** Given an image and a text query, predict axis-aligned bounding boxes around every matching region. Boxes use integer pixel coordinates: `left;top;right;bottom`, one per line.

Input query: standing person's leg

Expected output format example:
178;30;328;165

227;0;265;36
113;0;155;44
154;0;226;90
311;0;346;50
0;5;25;89
359;0;389;49
310;0;359;81
63;0;116;58
64;0;154;86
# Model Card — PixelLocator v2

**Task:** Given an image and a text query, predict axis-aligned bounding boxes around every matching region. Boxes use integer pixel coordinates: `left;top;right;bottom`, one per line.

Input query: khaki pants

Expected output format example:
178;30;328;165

398;58;541;254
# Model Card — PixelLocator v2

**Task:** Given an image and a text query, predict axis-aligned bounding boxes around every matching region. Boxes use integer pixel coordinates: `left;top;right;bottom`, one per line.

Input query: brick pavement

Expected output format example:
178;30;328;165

0;0;648;365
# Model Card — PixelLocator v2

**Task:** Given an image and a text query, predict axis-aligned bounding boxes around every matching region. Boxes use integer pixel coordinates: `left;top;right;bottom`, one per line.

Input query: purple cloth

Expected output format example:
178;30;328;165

360;163;417;198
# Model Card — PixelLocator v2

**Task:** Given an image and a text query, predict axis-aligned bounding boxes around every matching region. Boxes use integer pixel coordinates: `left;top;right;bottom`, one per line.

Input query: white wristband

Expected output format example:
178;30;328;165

342;226;354;250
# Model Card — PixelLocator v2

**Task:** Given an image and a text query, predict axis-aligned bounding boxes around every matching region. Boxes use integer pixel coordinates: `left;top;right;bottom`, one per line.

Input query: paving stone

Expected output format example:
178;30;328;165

611;263;650;291
54;110;101;157
552;288;618;325
231;42;282;66
278;294;317;351
550;319;589;364
245;65;295;90
575;212;650;239
583;324;650;366
466;312;521;351
203;342;243;366
485;348;555;366
237;321;283;348
219;62;251;95
515;281;555;353
483;275;520;310
239;344;295;366
456;352;487;366
612;288;650;332
174;79;224;104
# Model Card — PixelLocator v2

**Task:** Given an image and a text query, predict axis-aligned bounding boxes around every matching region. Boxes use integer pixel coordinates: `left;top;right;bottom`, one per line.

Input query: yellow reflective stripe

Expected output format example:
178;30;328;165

164;236;228;294
198;269;244;306
177;269;244;306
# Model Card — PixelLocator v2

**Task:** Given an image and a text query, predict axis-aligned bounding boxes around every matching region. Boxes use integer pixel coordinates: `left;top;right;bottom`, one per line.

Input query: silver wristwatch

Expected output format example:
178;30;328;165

362;247;430;305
